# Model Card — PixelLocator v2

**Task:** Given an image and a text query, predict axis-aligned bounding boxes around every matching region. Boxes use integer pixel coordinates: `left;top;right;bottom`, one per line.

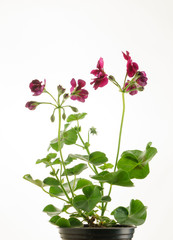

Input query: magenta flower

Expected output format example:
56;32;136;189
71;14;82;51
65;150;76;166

122;51;131;61
29;79;46;96
136;71;148;87
25;101;39;110
126;60;139;78
70;78;88;102
122;51;139;78
90;57;108;90
124;80;138;96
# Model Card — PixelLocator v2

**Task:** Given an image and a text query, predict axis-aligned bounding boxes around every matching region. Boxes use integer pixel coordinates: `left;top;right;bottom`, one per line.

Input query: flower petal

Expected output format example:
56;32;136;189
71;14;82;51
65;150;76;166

97;57;104;69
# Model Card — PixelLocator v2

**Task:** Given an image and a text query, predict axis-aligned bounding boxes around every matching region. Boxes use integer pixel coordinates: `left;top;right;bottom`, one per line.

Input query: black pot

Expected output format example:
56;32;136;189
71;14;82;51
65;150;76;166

59;226;135;240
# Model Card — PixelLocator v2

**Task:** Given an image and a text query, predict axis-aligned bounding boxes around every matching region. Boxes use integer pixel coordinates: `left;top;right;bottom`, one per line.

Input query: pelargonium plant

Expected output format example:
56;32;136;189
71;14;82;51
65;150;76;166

24;51;157;228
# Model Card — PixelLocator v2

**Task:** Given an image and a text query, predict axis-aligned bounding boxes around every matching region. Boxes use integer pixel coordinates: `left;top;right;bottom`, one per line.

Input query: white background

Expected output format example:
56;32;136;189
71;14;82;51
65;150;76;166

0;0;173;239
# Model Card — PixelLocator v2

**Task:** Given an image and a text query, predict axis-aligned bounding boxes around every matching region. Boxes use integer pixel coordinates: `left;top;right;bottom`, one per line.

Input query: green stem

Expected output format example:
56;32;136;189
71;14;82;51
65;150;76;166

39;102;58;108
41;187;70;204
76;121;105;217
44;89;57;104
57;97;74;198
102;91;126;216
114;92;125;171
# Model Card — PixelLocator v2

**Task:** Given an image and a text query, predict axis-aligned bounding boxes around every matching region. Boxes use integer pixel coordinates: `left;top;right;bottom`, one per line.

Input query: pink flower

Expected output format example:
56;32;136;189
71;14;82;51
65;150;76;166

70;78;88;102
126;60;139;77
90;57;108;90
124;80;138;96
25;101;39;110
122;51;131;61
136;71;148;87
29;79;46;96
122;51;139;77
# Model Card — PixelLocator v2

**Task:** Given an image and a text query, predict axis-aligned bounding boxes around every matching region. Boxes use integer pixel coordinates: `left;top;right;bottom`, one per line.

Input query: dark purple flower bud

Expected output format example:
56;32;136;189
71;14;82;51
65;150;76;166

136;71;148;87
57;85;66;95
25;101;39;110
29;79;46;96
124;80;138;96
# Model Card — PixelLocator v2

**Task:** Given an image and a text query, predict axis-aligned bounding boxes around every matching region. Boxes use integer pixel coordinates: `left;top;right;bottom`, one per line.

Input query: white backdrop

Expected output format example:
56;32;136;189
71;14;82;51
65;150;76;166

0;0;173;239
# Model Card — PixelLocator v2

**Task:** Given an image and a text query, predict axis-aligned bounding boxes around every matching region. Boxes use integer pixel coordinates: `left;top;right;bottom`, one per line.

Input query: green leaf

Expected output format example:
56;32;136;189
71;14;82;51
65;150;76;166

50;138;64;152
117;142;157;179
89;151;108;166
64;155;77;165
91;170;134;187
75;178;93;191
43;177;60;186
46;153;57;160
56;218;71;227
69;217;83;227
69;154;89;162
23;174;44;187
112;199;147;226
49;215;61;225
43;204;61;216
101;196;111;202
49;186;64;196
63;128;78;145
63;163;87;176
73;185;102;212
99;163;114;170
66;113;87;122
112;207;128;223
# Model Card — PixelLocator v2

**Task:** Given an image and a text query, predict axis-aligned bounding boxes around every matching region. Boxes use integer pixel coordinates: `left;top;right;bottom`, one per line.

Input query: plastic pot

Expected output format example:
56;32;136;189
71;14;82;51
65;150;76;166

59;226;135;240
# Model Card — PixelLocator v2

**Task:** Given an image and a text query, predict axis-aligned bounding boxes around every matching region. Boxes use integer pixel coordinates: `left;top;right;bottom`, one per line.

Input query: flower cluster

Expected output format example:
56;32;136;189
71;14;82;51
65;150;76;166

25;51;148;111
122;51;148;95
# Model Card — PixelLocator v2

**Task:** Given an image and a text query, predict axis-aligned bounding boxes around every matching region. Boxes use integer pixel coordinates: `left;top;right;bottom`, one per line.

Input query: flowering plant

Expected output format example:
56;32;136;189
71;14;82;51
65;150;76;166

24;51;157;228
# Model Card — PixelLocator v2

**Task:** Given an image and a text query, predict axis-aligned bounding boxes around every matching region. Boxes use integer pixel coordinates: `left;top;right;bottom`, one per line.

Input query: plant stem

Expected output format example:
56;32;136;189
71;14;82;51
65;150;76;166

114;92;125;171
57;97;74;198
76;121;105;217
41;187;70;204
102;91;126;215
39;102;58;108
44;89;58;104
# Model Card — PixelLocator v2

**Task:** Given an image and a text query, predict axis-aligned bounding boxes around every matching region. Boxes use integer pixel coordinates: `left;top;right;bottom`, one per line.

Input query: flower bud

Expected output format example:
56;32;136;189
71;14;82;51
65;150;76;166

70;106;78;112
57;85;66;95
25;101;40;110
63;93;69;99
50;113;55;122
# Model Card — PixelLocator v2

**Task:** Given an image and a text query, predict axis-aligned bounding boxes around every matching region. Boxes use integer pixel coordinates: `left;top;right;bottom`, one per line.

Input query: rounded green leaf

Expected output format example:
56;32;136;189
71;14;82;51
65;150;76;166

43;204;61;216
49;215;61;225
66;113;87;122
75;179;93;191
112;199;147;226
43;177;60;186
56;218;71;227
73;186;102;212
63;163;88;176
69;217;83;227
49;186;64;196
89;151;108;166
91;170;134;187
112;207;128;223
63;128;78;145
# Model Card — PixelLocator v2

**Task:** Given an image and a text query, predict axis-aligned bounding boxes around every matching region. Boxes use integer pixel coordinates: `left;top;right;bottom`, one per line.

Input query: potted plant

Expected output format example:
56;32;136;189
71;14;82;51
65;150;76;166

24;51;157;240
